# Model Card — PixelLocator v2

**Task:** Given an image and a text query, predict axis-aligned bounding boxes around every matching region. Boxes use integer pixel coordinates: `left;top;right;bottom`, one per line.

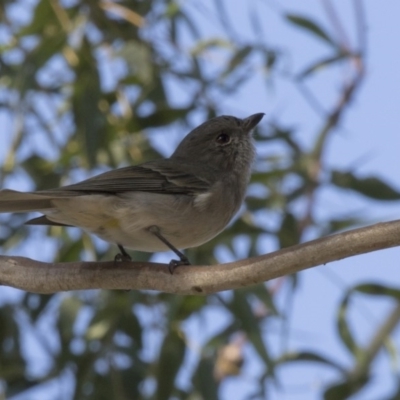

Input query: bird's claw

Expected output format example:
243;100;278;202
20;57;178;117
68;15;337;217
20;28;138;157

168;258;190;274
114;253;132;262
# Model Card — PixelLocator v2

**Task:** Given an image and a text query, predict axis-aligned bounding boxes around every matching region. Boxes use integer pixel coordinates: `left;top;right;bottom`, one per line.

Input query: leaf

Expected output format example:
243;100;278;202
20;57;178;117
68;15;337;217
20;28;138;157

297;52;349;79
277;212;300;248
220;46;253;79
18;0;56;36
324;375;369;400
337;294;359;356
71;38;107;167
58;296;83;346
354;283;400;300
190;38;233;56
118;41;153;85
193;357;219;400
0;305;27;383
135;108;190;129
331;170;400;201
155;329;186;400
229;291;274;374
276;351;346;373
326;217;363;234
118;311;143;350
286;14;337;47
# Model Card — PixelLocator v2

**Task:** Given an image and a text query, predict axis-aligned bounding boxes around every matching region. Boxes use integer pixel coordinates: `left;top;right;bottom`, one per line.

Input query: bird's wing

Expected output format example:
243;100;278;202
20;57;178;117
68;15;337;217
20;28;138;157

0;161;211;214
40;160;211;196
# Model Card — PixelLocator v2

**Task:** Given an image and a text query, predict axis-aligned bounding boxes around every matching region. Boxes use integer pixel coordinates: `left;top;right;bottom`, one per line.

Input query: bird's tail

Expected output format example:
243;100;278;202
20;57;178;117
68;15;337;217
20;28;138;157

0;189;54;213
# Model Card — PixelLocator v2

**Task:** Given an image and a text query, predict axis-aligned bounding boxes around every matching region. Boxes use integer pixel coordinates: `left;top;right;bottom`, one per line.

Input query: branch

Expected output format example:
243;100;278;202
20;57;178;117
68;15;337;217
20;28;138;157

1;220;400;295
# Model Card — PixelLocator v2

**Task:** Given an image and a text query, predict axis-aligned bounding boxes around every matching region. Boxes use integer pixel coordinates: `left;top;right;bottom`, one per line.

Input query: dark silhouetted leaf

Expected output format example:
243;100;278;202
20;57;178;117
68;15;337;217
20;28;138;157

331;170;400;200
155;329;186;400
277;351;346;373
337;294;359;356
324;375;369;400
193;357;219;400
278;212;300;248
298;52;349;79
221;46;253;79
229;291;274;374
286;14;336;46
58;296;83;346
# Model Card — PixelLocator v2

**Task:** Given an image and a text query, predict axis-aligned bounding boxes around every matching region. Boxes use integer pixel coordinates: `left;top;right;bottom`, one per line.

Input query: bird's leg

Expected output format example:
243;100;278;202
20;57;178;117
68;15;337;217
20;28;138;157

148;226;190;274
115;244;132;262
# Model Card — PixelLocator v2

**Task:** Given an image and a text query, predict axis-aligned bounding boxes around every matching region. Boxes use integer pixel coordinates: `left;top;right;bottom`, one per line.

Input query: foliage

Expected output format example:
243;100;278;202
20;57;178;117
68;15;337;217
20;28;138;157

0;1;399;399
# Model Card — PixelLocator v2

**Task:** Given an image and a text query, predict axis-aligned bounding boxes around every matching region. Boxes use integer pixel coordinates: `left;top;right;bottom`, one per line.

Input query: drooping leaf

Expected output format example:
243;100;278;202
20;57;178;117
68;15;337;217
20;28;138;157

229;291;274;375
297;52;349;79
220;46;253;79
353;283;400;301
276;351;346;373
155;329;186;400
277;212;300;248
324;375;369;400
71;38;107;167
331;170;400;200
58;295;83;346
337;294;359;356
286;14;337;47
193;357;219;400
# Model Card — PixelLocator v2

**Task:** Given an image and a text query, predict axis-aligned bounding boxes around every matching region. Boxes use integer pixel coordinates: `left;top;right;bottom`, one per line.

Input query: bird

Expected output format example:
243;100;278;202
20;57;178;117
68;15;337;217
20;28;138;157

0;113;264;273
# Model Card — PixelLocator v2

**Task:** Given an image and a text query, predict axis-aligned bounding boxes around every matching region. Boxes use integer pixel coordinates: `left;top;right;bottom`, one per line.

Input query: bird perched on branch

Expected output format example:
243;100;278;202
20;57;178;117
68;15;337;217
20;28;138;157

0;113;264;273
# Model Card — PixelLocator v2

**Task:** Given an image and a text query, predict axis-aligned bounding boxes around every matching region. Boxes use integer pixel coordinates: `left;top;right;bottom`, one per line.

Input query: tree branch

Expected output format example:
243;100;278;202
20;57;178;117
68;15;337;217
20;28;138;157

1;220;400;295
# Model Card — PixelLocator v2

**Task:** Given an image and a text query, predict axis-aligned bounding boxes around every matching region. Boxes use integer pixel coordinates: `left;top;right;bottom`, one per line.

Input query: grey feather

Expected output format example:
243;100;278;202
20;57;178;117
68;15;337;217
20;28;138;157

0;189;54;212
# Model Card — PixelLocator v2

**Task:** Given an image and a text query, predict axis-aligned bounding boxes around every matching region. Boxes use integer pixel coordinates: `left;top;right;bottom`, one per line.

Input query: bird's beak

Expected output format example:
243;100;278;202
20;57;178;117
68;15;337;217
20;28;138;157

243;113;265;132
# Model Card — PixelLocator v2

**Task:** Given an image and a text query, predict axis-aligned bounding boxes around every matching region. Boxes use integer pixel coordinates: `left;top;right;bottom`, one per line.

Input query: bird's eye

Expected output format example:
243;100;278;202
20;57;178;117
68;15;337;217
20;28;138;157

216;132;231;145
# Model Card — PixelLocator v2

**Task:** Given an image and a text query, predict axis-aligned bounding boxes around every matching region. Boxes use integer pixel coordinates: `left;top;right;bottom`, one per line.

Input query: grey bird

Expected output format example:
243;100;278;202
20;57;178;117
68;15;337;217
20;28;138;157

0;113;264;272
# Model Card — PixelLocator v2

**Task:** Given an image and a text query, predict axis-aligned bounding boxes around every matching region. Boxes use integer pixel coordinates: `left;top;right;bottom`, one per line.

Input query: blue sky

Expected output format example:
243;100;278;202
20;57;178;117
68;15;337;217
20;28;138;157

1;1;400;399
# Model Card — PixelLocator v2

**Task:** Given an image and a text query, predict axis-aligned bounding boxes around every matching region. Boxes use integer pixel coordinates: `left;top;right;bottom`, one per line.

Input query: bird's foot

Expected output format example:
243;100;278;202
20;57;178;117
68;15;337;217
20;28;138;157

168;256;190;274
114;253;132;262
115;244;132;262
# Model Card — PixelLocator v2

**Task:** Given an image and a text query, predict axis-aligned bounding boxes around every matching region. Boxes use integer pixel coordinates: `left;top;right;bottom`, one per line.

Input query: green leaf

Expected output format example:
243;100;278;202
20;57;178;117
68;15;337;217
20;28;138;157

190;39;232;56
276;351;346;373
221;46;253;79
71;38;107;167
18;0;57;36
0;305;27;383
229;291;274;374
326;217;363;234
135;108;190;129
331;170;400;200
277;212;300;248
118;310;143;350
118;41;153;85
155;329;186;400
337;294;359;356
58;296;83;345
286;14;337;47
297;52;349;79
354;283;400;300
193;357;219;400
324;375;369;400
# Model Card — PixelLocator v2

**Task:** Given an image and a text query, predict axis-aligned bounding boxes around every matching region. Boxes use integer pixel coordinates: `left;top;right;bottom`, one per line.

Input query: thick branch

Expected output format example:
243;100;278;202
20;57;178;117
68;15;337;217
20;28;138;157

1;220;400;295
